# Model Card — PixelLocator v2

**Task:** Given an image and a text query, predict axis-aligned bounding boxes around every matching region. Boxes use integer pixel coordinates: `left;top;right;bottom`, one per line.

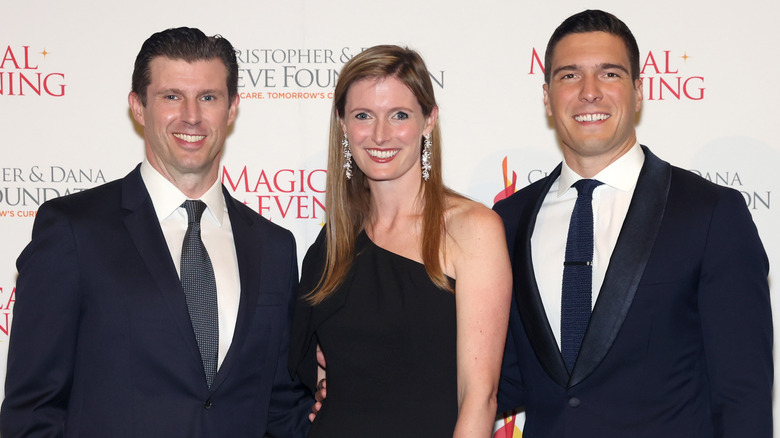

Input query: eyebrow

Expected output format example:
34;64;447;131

552;63;630;77
155;88;225;96
348;106;417;114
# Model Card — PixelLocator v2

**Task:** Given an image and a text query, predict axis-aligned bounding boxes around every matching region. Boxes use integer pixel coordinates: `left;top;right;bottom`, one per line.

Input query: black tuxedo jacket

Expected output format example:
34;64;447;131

1;165;312;437
494;147;772;437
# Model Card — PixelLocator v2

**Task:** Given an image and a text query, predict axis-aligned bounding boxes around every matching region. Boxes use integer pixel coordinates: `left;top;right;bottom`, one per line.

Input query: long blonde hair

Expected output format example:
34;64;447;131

308;45;458;305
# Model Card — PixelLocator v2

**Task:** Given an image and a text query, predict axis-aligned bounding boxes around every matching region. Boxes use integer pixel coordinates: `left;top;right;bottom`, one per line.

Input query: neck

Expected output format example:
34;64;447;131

563;139;636;179
367;178;424;232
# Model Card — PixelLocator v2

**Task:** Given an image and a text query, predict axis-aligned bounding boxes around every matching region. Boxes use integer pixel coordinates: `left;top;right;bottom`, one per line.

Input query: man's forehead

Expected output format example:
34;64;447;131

550;32;630;69
147;57;228;86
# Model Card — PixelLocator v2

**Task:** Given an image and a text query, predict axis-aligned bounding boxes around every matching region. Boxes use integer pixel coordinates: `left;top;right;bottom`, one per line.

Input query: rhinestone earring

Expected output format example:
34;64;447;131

342;133;353;180
421;134;432;181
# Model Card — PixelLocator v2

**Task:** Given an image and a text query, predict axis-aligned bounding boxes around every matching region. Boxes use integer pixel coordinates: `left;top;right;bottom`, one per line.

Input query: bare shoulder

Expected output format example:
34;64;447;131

445;195;504;240
443;195;507;276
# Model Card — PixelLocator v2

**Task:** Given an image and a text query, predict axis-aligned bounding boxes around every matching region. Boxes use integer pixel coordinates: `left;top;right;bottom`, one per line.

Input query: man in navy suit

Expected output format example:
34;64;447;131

1;27;312;437
494;10;772;437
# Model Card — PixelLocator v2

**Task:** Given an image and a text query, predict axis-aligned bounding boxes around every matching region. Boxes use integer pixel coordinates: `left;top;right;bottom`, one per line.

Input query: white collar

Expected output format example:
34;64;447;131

558;142;644;196
140;159;226;225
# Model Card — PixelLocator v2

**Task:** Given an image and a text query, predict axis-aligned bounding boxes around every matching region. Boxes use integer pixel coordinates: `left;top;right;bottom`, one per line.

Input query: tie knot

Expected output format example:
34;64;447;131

572;179;603;199
182;200;207;224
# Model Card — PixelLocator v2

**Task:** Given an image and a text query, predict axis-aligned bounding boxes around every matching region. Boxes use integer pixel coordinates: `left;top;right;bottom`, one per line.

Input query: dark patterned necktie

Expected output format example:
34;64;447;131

181;200;218;387
561;179;603;373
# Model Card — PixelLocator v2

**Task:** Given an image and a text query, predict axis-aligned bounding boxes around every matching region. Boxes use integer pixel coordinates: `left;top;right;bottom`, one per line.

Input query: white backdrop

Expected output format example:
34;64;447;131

2;0;778;433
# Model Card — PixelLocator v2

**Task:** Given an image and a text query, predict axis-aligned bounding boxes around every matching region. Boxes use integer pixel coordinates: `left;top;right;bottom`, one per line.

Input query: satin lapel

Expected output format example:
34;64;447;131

210;188;262;391
514;164;570;388
120;167;201;363
570;146;671;387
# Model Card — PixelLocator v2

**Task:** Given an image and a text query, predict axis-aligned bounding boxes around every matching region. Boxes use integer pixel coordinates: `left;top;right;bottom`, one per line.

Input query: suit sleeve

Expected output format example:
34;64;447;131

265;231;313;438
0;202;82;438
493;199;526;414
698;189;772;437
497;294;525;414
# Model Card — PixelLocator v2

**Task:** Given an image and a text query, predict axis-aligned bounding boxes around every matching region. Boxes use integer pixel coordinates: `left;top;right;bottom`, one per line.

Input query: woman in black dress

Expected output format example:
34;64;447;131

290;45;511;438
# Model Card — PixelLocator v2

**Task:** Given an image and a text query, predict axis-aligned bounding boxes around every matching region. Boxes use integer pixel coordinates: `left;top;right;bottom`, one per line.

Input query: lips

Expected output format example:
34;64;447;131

173;133;206;143
574;113;610;122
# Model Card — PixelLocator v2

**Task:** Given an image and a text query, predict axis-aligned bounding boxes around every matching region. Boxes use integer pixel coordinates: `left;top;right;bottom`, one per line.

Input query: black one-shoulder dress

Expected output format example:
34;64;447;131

291;230;457;437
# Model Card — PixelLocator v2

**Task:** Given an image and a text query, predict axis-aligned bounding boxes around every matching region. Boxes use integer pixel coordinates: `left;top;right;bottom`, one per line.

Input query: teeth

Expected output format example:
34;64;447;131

574;113;610;122
366;149;398;159
173;133;206;142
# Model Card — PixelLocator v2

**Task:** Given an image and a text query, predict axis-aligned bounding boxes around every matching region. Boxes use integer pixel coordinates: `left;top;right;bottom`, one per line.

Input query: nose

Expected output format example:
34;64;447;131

372;119;390;145
579;75;602;103
181;99;201;125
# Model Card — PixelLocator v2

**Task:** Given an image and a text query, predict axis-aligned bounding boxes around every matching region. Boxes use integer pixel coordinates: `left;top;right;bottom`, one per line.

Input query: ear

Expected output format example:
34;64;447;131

128;92;145;126
423;106;439;136
543;83;552;117
634;78;643;112
338;114;347;137
228;93;240;125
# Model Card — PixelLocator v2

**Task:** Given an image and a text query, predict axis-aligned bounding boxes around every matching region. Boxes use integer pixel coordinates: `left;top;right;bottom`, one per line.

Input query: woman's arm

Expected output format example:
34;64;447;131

448;202;513;438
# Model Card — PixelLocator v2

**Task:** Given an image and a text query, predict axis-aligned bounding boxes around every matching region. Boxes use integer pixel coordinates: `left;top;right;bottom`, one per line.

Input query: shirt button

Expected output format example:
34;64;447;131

568;397;581;408
204;400;213;409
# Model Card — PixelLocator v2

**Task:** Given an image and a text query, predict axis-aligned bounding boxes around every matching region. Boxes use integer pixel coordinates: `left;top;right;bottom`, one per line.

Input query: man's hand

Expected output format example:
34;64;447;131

309;378;326;422
309;344;327;422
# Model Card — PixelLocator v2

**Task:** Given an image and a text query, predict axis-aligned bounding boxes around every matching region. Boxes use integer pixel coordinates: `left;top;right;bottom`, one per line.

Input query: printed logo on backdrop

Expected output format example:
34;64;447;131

640;50;704;101
688;169;771;210
493;157;550;204
0;164;328;221
493;158;770;211
1;45;66;97
0;166;106;218
236;47;445;101
527;47;705;101
222;166;327;222
0;287;13;339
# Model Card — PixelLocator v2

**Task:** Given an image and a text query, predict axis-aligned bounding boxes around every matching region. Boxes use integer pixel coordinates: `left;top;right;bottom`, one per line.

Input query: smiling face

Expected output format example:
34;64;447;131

129;56;239;196
544;31;642;177
340;75;437;187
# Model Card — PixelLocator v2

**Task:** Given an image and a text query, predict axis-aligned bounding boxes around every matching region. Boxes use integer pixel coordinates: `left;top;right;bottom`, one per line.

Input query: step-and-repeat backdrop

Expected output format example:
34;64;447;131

3;0;778;434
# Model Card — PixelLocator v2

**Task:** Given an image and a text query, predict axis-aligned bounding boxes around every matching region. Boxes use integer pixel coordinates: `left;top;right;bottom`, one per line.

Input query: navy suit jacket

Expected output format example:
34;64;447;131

1;165;312;437
494;147;772;437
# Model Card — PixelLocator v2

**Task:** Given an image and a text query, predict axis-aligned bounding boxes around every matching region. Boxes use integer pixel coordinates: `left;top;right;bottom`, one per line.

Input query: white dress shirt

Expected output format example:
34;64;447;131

140;160;240;369
531;143;644;349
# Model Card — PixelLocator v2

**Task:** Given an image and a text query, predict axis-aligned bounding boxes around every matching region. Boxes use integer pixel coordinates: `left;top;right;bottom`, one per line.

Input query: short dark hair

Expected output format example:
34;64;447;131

131;27;238;106
544;10;640;84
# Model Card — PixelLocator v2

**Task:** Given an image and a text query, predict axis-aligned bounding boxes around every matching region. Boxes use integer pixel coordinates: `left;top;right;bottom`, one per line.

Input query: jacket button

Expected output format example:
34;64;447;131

568;397;580;408
204;400;213;409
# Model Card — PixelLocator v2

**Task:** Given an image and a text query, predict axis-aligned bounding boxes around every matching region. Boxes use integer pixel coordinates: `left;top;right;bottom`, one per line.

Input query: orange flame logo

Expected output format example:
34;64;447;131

493;157;518;204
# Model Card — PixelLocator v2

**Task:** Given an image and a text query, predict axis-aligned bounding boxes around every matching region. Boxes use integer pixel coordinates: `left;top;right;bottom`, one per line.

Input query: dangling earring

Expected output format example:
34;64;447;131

421;133;432;181
342;133;353;180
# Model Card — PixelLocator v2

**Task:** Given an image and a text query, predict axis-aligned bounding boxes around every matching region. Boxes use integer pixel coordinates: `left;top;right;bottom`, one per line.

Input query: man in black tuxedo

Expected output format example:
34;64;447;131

1;27;312;437
494;10;772;437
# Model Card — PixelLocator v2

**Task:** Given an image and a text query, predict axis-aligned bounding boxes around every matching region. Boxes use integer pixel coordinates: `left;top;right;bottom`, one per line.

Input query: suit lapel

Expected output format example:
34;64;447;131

513;164;570;387
120;166;202;364
569;146;671;387
209;187;262;391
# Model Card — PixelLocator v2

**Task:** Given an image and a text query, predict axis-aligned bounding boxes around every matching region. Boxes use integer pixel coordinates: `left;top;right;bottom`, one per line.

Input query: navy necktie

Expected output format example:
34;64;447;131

181;200;219;388
561;179;603;373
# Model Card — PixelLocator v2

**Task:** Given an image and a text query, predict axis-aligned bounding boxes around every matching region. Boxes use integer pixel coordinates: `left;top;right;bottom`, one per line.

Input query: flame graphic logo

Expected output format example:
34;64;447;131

493;157;518;204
